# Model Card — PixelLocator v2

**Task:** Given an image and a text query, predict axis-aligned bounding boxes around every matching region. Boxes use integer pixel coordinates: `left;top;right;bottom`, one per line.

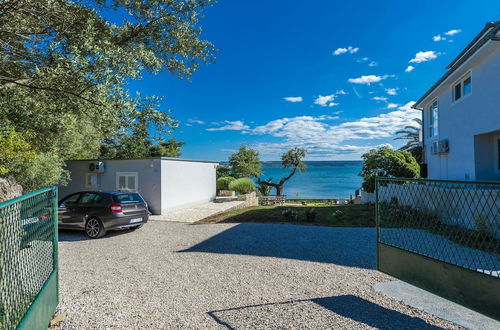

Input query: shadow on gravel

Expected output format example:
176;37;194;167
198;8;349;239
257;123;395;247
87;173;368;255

58;229;133;242
178;223;376;269
208;295;446;329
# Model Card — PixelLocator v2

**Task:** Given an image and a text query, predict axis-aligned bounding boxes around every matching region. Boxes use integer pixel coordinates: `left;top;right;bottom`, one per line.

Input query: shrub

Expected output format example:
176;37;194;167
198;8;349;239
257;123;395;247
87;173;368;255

304;208;317;222
360;147;420;193
257;183;272;196
228;178;255;194
216;176;235;190
282;208;298;221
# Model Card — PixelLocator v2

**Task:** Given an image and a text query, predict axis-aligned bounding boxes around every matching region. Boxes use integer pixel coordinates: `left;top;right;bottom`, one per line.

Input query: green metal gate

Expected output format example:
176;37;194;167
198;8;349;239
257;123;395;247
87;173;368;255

376;177;500;320
0;186;59;330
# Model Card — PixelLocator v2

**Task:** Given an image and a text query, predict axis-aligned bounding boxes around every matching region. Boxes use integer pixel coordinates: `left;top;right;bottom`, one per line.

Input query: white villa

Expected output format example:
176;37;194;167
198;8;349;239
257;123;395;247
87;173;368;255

413;21;500;182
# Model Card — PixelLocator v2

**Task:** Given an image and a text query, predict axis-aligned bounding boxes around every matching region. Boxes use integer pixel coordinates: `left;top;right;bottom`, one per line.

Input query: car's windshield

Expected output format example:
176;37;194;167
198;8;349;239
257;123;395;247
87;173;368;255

113;193;144;203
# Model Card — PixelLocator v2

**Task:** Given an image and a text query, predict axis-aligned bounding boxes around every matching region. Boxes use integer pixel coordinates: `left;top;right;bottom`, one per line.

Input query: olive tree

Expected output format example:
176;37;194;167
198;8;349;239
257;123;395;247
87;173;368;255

257;147;307;196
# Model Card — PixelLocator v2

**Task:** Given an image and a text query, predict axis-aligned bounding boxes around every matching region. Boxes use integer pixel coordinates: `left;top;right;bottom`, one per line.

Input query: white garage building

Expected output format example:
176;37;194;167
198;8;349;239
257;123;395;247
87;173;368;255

59;158;218;215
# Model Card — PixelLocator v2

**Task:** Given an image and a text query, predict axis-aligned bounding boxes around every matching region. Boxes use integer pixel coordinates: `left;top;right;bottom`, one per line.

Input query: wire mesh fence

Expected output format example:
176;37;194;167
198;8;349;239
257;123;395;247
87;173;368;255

0;186;58;329
376;178;499;277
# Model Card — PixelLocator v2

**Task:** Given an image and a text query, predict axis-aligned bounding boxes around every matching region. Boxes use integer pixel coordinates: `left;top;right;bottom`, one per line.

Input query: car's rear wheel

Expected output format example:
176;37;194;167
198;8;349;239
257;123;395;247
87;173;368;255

85;218;106;239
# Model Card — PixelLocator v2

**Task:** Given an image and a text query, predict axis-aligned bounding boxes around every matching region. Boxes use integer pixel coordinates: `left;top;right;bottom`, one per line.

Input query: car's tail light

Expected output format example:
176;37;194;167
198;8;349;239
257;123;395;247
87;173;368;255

110;203;122;213
144;202;148;211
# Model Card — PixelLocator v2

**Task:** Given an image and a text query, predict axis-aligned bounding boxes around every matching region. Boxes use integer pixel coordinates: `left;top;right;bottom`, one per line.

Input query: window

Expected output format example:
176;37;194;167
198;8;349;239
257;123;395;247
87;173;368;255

78;193;102;205
85;173;99;188
113;193;145;204
59;194;80;208
428;100;438;137
116;172;138;192
453;74;471;101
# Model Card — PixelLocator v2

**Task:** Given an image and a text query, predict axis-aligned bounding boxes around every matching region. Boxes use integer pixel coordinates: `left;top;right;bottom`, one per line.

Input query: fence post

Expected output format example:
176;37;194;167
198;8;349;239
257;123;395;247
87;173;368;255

52;187;59;309
375;177;380;270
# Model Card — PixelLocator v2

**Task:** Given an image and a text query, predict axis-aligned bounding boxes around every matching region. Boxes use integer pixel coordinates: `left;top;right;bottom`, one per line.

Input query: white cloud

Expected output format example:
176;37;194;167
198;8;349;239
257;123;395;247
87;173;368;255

385;88;398;95
433;34;446;42
283;96;303;103
249;102;421;158
314;94;338;107
187;119;205;125
376;143;394;149
333;46;359;55
386;103;399;109
206;120;249;131
445;29;461;36
336;89;348;95
409;51;439;63
372;96;388;102
357;57;378;67
348;74;389;85
405;65;415;72
333;48;348;55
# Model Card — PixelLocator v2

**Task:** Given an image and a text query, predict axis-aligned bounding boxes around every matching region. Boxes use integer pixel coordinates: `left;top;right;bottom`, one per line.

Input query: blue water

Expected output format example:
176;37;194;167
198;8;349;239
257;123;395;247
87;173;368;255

259;161;363;199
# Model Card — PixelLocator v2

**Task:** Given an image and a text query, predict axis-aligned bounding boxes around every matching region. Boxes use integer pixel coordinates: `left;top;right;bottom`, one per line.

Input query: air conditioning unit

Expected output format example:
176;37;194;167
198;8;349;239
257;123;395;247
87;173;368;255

431;139;449;154
88;161;105;173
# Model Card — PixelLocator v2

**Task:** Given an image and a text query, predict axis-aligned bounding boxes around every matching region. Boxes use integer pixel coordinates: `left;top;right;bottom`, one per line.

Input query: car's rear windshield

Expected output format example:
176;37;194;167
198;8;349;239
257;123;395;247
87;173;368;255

113;193;145;204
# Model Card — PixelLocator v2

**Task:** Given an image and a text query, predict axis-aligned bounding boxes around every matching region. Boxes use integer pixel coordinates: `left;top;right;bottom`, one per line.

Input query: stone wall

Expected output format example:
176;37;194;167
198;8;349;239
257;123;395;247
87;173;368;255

0;176;23;203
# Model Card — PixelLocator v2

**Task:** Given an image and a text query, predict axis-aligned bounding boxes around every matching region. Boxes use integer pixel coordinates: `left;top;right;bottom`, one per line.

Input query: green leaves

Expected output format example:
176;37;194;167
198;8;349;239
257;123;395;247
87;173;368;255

0;0;215;190
228;146;263;178
360;147;420;193
281;147;307;173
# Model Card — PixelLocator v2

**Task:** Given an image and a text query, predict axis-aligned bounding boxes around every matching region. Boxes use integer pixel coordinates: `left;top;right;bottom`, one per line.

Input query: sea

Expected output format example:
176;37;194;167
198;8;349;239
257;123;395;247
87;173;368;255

259;161;363;199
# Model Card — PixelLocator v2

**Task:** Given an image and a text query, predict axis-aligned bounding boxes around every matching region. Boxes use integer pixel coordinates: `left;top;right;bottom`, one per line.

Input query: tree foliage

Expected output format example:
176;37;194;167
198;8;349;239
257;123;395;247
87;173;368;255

360;147;420;193
216;176;235;191
216;165;232;179
0;0;215;191
227;146;307;196
228;146;262;178
394;118;423;163
0;130;68;191
257;147;307;196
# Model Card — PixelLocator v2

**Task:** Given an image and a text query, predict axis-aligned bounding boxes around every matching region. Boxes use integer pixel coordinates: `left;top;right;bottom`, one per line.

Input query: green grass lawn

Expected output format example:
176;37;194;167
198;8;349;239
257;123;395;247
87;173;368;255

196;203;375;227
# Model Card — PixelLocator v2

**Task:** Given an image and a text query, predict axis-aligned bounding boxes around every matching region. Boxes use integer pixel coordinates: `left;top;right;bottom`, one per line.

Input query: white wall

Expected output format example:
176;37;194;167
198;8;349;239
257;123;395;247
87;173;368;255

423;47;500;181
160;159;217;212
59;159;163;214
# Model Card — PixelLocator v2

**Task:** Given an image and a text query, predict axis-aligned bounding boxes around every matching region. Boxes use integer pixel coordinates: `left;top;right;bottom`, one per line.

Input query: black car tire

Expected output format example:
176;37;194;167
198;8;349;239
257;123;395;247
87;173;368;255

130;225;143;231
85;217;106;239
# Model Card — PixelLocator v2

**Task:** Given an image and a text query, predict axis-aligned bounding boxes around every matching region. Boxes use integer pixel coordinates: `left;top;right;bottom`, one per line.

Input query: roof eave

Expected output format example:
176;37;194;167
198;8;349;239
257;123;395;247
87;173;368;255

413;22;500;110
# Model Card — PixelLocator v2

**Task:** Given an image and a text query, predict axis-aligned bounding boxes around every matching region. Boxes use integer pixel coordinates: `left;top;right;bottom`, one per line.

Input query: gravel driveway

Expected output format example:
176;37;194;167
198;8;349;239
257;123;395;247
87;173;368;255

58;222;460;329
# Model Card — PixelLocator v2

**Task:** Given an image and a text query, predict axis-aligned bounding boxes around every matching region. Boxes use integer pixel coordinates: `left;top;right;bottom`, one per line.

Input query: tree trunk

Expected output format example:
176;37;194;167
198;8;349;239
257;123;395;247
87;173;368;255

276;185;283;196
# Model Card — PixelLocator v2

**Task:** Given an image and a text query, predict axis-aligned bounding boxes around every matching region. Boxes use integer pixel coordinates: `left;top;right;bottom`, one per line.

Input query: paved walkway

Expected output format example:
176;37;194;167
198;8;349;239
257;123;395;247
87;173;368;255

374;281;500;330
149;200;244;223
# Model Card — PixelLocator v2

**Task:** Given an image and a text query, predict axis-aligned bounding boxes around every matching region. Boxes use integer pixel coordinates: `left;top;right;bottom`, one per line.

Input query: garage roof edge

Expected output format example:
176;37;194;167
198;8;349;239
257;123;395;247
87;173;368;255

66;157;220;164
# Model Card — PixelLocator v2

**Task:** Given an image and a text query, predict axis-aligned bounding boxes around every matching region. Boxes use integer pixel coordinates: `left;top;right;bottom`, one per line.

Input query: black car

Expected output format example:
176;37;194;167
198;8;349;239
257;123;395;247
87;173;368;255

58;191;149;238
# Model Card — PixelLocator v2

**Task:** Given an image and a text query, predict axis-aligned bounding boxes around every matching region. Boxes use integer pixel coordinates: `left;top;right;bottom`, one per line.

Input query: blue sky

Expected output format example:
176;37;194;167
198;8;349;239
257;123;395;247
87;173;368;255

127;0;500;161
